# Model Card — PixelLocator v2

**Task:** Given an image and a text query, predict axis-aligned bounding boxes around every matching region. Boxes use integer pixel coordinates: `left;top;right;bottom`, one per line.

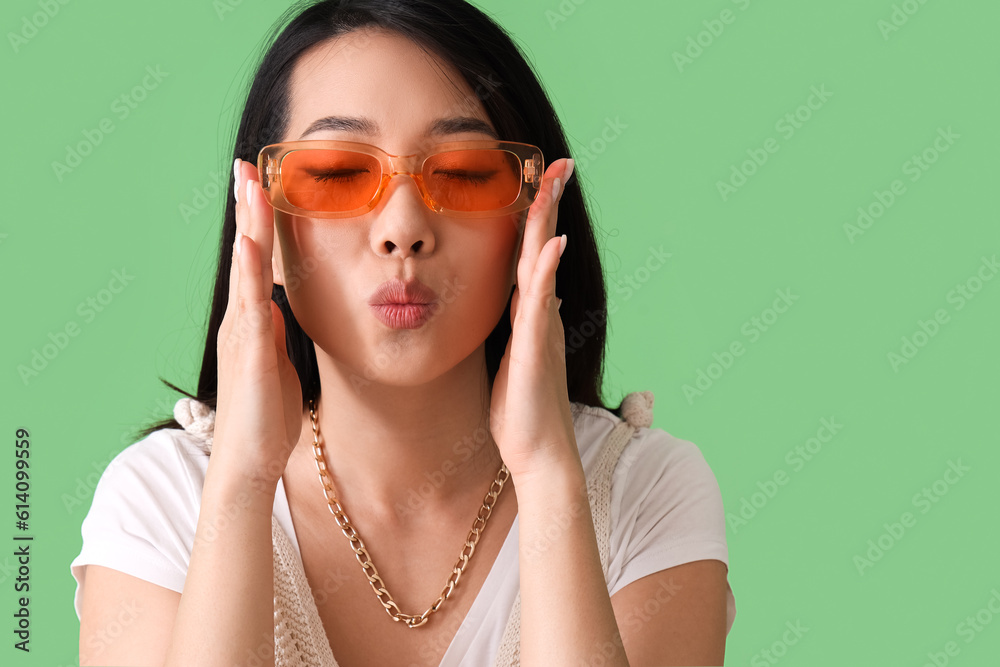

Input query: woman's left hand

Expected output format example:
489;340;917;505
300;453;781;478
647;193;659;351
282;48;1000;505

489;157;578;481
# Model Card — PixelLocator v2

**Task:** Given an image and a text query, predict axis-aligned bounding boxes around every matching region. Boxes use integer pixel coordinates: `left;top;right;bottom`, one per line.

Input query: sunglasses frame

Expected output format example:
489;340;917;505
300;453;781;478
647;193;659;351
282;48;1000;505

255;139;545;219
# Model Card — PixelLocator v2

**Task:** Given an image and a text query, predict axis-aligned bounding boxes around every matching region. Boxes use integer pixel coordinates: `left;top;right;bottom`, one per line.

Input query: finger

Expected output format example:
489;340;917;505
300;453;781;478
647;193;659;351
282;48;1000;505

513;234;565;355
516;164;559;297
243;160;275;297
234;221;276;356
540;160;570;318
548;158;572;250
225;158;245;322
517;158;571;297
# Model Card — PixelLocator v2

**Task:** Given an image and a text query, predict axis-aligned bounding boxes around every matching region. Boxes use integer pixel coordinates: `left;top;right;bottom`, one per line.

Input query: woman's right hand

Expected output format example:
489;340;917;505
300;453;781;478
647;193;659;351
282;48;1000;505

211;157;304;489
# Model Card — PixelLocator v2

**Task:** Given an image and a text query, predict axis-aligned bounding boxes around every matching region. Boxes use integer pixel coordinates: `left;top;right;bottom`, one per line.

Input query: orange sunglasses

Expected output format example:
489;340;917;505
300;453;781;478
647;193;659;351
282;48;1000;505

254;139;545;219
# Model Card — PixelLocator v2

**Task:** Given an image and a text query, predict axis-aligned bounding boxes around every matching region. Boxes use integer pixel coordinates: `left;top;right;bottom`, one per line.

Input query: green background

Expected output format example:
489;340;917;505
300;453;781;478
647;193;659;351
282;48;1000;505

3;0;998;664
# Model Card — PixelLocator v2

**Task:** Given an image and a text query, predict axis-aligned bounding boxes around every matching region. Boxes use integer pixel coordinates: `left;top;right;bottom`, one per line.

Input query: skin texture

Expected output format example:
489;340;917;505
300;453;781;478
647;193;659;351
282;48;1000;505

264;29;554;526
77;26;728;667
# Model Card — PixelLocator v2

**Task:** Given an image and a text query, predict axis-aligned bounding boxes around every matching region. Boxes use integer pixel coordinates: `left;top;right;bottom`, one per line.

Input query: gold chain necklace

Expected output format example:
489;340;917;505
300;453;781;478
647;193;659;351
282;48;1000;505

307;398;510;629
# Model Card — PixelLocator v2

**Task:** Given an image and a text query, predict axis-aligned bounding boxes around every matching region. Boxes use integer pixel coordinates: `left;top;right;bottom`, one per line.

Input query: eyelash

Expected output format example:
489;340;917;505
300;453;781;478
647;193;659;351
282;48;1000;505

309;169;496;184
312;169;367;183
434;170;493;184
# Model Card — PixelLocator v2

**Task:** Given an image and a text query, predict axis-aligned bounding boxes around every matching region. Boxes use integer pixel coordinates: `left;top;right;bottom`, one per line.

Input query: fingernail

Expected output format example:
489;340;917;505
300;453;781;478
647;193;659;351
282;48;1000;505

233;159;240;203
557;298;563;311
558;233;567;258
564;158;575;185
551;176;561;201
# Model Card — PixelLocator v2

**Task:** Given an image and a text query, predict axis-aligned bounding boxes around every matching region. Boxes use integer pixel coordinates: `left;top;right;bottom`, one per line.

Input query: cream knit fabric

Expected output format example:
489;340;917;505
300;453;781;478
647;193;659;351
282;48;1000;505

173;391;655;666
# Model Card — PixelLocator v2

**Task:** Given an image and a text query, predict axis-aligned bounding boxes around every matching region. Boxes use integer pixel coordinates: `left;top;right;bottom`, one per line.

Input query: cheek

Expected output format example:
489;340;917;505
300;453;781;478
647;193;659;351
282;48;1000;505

273;215;359;343
451;218;521;324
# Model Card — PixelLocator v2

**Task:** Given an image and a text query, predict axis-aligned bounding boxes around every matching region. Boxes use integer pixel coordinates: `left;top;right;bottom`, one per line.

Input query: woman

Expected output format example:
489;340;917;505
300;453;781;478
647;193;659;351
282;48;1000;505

71;1;736;665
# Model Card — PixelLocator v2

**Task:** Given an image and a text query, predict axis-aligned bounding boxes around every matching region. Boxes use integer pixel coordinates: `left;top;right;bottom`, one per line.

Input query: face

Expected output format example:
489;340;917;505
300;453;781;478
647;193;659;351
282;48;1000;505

270;29;526;386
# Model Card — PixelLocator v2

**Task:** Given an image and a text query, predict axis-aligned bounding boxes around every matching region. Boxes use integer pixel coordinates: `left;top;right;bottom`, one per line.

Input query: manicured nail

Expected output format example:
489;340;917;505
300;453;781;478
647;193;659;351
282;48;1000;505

564;158;575;185
557;298;563;311
551;177;561;201
558;233;567;257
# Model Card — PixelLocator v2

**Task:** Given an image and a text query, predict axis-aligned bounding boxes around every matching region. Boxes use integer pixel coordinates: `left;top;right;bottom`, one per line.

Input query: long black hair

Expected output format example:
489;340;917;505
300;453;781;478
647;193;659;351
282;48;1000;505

136;0;622;441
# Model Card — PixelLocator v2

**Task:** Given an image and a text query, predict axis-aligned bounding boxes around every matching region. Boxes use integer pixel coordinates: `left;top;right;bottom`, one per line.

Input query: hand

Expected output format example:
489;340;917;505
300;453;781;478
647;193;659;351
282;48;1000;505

211;158;303;488
489;158;579;481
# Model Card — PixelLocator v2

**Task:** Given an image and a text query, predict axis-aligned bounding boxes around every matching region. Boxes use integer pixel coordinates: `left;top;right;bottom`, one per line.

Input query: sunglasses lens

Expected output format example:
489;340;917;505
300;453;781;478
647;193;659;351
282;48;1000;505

423;149;522;212
275;146;528;215
280;149;382;212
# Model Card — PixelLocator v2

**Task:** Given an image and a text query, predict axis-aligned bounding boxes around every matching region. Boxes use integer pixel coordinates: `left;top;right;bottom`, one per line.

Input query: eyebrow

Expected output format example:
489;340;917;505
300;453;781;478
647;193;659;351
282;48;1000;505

297;115;499;140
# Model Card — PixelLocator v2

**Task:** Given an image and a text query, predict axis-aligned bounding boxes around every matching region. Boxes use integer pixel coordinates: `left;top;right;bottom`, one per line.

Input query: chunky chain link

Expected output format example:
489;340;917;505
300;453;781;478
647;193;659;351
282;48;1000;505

307;398;509;629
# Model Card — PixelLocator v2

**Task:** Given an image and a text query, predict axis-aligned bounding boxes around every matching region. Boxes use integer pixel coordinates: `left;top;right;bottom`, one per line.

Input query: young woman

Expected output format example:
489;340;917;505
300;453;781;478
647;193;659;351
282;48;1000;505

71;1;735;665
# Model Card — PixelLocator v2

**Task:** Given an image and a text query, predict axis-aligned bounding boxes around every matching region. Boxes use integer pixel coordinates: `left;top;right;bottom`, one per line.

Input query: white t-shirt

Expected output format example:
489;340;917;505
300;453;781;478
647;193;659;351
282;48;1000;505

70;401;736;663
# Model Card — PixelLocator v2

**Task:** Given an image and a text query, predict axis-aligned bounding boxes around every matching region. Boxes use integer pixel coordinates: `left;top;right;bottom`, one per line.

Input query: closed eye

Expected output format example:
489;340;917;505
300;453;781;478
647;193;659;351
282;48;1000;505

432;170;497;184
309;169;371;183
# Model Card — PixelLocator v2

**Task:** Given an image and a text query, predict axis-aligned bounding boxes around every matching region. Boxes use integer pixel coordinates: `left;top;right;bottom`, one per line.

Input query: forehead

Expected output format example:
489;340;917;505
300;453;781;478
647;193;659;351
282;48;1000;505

284;29;494;146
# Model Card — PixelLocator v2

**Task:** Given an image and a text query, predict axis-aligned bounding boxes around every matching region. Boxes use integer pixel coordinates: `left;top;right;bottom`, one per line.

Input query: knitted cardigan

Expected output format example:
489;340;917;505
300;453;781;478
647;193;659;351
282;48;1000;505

172;390;655;667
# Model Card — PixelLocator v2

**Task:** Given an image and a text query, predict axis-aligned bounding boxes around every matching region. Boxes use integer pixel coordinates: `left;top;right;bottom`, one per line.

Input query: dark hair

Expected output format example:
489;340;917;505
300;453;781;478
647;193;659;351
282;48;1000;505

136;0;623;442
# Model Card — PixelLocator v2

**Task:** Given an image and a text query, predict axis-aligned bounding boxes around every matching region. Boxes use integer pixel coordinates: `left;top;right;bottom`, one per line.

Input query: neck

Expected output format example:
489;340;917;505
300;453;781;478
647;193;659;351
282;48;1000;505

291;343;504;529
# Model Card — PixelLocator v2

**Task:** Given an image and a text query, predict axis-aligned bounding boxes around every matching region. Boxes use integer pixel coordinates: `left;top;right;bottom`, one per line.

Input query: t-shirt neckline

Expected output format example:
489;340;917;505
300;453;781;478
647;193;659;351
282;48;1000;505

274;473;520;666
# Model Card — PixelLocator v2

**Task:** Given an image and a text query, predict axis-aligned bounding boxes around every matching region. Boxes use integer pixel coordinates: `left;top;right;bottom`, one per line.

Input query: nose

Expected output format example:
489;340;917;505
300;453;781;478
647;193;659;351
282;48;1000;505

369;171;436;258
